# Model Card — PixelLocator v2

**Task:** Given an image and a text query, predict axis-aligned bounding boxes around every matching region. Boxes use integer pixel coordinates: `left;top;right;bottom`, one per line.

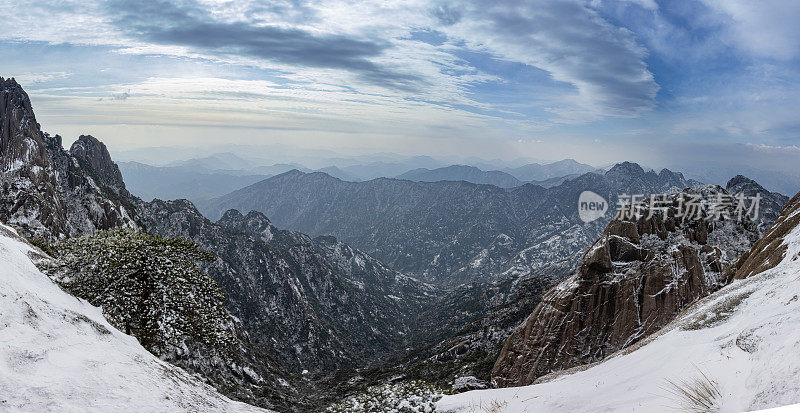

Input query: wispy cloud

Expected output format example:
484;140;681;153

438;0;659;119
107;0;423;91
1;0;799;171
700;0;800;60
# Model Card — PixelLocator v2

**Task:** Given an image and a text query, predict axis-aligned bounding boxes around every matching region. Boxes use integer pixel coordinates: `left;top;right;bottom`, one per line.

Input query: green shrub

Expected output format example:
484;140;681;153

40;228;234;354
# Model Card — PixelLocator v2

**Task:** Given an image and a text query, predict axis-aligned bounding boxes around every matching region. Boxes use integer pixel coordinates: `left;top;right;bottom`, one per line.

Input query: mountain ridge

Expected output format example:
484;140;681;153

397;164;523;188
198;162;698;287
491;181;787;387
439;188;800;412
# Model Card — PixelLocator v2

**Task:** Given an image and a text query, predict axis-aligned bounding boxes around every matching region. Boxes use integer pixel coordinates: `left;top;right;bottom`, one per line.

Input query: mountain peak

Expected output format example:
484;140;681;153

1;75;45;172
219;209;245;222
70;135;127;193
277;169;306;178
0;76;22;89
1;79;138;239
657;168;683;179
217;209;273;236
244;209;270;220
605;161;645;177
726;174;759;191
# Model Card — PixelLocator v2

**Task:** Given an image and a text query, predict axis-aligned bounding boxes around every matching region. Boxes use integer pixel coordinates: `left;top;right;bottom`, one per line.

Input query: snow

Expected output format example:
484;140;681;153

438;216;800;412
326;380;445;412
0;223;268;413
752;404;800;413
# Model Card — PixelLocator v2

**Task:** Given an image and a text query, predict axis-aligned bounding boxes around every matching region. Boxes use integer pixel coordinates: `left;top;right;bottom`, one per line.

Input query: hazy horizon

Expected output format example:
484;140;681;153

3;0;800;193
3;1;800;167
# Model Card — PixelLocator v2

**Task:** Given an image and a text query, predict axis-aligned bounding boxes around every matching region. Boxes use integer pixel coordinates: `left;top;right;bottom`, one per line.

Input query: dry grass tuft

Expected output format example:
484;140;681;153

664;368;722;413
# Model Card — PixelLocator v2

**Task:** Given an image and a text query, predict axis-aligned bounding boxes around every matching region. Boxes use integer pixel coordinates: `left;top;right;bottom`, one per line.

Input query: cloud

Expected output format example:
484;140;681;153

619;0;658;10
8;0;799;178
699;0;800;60
2;0;664;122
111;90;130;100
13;72;71;84
107;0;422;91
745;143;800;153
438;0;659;119
430;4;463;26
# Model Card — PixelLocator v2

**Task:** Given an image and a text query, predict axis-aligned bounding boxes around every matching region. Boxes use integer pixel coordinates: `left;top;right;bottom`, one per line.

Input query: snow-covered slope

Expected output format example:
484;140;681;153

0;223;267;413
438;193;800;412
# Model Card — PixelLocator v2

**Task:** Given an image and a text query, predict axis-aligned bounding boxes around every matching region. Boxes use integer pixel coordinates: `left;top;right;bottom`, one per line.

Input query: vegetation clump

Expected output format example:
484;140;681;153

39;228;234;354
325;380;447;413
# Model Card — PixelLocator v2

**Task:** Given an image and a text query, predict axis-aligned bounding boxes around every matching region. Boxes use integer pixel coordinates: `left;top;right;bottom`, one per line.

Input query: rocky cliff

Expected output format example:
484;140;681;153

137;201;437;374
0;77;137;240
439;189;800;412
491;183;787;387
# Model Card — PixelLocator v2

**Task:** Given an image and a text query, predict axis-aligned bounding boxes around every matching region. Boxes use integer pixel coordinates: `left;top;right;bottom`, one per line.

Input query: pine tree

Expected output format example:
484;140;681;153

40;228;234;354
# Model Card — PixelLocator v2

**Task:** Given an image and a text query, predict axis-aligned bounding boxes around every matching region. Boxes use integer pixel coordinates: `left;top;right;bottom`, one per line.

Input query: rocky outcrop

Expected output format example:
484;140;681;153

137;200;437;374
69;134;128;195
491;185;785;387
0;77;137;240
730;190;800;280
726;174;789;235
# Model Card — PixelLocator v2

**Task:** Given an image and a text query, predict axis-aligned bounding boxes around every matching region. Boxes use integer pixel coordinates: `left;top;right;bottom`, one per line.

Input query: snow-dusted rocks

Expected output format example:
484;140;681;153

0;77;138;240
439;191;800;412
137;201;437;375
0;222;267;412
452;376;488;392
325;380;446;412
491;185;784;387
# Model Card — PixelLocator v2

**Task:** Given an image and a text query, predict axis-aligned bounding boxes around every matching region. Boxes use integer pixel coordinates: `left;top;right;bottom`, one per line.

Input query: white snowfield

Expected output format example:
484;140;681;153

0;223;268;413
438;212;800;413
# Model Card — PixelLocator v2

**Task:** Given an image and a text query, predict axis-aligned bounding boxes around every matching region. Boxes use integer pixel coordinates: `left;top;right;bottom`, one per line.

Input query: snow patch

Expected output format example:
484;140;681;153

0;223;267;412
439;216;800;412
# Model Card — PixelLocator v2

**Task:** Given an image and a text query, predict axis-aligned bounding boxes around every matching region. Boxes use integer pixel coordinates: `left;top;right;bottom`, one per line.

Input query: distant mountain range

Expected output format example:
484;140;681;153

397;165;523;188
118;161;272;202
394;161;597;188
119;155;600;205
502;158;597;181
198;163;700;287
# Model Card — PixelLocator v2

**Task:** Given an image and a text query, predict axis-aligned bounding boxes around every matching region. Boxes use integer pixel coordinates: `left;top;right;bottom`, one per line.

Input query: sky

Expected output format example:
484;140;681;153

2;0;800;173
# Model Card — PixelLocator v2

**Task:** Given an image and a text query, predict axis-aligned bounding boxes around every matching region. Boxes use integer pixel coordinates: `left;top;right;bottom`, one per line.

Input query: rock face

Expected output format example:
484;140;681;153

137;201;436;373
1;78;441;410
491;184;786;387
726;174;791;235
730;190;800;280
0;77;137;240
69;135;128;195
198;163;698;287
